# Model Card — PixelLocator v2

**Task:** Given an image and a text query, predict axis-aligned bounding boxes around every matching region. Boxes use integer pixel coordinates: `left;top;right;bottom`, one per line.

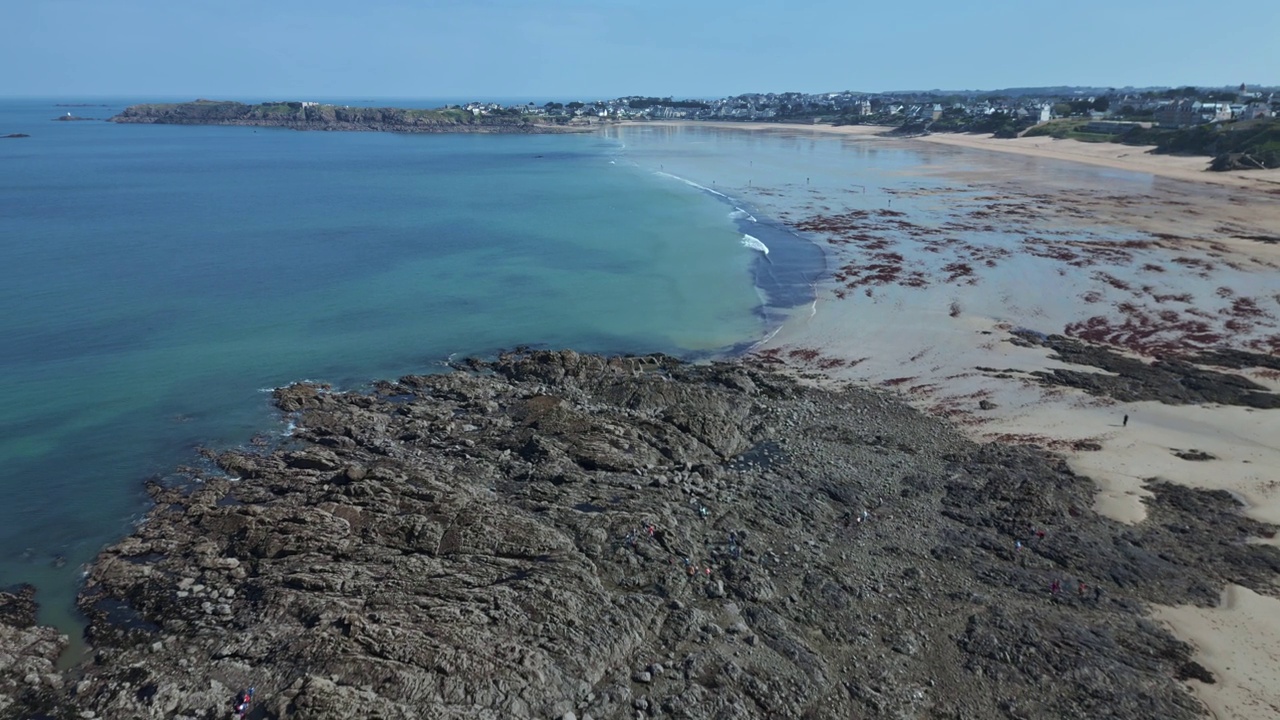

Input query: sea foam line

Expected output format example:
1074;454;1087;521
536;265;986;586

748;325;784;353
656;171;730;200
730;207;758;223
741;233;770;254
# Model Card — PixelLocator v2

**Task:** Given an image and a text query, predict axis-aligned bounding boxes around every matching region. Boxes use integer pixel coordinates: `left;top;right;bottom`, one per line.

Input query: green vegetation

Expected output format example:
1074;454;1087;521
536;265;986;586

1023;119;1112;142
402;108;474;122
111;100;558;131
624;97;708;109
1027;117;1280;170
1146;118;1280;169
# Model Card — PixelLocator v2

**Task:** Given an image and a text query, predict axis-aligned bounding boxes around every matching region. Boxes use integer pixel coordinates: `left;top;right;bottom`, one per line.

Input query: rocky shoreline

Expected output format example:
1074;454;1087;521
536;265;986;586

109;101;601;134
2;350;1277;718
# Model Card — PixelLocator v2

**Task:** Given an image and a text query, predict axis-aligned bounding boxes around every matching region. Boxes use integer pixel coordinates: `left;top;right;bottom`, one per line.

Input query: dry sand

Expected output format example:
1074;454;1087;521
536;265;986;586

1155;586;1280;719
912;131;1280;191
687;121;1280;719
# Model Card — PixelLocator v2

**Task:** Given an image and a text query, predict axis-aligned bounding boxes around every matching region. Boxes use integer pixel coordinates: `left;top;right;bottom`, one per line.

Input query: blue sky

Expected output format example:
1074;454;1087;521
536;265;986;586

3;0;1276;99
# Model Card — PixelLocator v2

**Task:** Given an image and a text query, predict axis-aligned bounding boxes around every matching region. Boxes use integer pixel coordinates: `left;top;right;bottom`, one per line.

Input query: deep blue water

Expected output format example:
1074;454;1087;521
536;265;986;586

0;99;790;629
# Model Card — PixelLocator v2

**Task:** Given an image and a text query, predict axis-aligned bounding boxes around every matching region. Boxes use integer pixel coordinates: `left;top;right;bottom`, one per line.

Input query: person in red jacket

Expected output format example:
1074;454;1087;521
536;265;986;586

233;687;254;718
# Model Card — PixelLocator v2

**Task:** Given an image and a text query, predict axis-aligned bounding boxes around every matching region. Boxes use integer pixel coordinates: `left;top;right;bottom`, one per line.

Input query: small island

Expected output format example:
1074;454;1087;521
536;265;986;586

110;99;602;134
1;133;30;139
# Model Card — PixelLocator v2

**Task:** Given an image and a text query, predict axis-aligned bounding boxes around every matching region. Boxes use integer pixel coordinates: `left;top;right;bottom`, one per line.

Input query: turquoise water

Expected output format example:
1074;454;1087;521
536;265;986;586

0;100;777;627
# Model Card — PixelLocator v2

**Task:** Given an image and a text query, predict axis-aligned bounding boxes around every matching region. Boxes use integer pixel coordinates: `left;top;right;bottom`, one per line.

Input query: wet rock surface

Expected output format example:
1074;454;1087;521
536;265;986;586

0;586;66;718
2;351;1278;719
1017;333;1280;408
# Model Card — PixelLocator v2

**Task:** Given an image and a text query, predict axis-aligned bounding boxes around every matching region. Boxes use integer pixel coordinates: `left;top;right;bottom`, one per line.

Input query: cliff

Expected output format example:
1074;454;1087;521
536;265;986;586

110;100;598;134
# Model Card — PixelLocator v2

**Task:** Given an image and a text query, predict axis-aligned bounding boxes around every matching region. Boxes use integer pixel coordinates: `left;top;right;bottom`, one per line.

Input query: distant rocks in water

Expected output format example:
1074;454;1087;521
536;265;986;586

2;133;30;138
109;99;602;134
0;350;1276;718
52;114;98;121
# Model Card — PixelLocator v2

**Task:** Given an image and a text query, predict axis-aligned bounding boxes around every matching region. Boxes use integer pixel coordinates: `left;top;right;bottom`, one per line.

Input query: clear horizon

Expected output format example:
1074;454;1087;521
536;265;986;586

3;0;1277;99
4;82;1278;105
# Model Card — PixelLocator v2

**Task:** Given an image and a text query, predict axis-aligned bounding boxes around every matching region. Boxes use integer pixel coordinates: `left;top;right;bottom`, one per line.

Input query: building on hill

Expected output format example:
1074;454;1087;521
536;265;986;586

1241;102;1273;120
1154;100;1230;128
1154;101;1196;128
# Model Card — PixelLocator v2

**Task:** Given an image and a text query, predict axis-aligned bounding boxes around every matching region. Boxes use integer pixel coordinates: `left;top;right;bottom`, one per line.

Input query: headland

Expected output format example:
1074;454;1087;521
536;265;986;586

110;99;603;133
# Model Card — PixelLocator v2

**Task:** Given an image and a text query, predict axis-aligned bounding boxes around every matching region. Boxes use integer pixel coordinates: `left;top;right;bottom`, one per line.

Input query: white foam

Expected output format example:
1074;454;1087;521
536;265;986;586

741;234;769;254
656;171;730;200
748;325;784;352
730;207;758;223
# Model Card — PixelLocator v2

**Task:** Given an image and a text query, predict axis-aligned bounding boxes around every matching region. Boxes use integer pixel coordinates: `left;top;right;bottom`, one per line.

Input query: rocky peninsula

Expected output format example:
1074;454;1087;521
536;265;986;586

2;350;1277;719
110;100;599;133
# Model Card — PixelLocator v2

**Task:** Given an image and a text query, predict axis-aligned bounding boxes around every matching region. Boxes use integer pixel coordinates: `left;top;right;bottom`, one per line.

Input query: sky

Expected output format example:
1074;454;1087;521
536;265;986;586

3;0;1277;100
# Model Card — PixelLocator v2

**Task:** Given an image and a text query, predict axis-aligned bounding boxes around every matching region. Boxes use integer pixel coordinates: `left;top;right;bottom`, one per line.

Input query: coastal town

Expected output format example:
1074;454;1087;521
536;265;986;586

451;83;1280;170
472;84;1277;128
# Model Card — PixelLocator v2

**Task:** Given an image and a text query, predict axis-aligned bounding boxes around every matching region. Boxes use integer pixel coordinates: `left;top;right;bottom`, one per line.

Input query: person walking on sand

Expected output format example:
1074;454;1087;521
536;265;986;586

1123;414;1129;427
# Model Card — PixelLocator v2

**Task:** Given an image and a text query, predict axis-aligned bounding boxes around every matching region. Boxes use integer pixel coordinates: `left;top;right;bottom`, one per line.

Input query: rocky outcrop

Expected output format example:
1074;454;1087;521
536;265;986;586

2;351;1277;718
110;101;596;134
1016;333;1280;408
0;586;67;718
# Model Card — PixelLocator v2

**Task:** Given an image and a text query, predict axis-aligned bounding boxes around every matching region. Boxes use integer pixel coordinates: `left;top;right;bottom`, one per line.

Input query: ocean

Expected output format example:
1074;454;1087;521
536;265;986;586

0;99;826;630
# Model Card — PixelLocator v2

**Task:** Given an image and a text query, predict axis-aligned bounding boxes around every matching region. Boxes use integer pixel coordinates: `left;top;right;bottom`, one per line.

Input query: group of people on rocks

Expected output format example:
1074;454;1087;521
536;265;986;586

232;687;254;718
1016;526;1104;602
618;500;738;583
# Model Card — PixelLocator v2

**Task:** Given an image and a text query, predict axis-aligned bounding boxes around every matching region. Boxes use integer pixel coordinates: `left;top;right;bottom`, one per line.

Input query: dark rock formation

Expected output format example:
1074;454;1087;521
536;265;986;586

110;100;596;134
1185;348;1280;372
0;585;67;717
1017;333;1280;408
0;133;29;139
1210;152;1279;171
2;351;1277;718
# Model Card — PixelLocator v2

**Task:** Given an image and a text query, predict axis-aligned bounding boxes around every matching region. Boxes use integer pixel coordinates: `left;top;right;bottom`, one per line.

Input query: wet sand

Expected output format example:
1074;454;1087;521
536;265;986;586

644;120;1280;720
636;120;1280;192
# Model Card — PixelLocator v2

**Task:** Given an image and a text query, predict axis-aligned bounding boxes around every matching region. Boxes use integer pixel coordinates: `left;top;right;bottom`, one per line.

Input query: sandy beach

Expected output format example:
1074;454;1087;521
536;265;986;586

639;120;1280;191
657;120;1280;719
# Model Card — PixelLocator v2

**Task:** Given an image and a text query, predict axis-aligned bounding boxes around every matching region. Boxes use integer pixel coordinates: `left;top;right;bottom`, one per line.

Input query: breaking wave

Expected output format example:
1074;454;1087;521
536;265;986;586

741;234;769;254
656;171;730;200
